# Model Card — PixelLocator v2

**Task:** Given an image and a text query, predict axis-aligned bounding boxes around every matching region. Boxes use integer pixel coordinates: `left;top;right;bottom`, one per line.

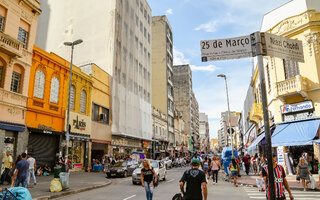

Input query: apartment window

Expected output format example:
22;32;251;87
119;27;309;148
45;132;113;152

144;48;147;57
70;85;75;110
147;15;150;24
283;59;300;79
80;90;87;113
33;70;45;99
92;103;100;121
148;33;150;43
266;64;271;90
144;9;147;19
140;2;143;12
144;27;147;38
0;16;4;32
101;107;110;124
0;64;4;88
18;27;28;49
148;52;151;63
140;21;143;32
135;37;138;49
147;92;150;103
143;68;146;79
135;15;138;26
136;0;139;5
139;42;143;54
10;71;21;93
50;77;59;104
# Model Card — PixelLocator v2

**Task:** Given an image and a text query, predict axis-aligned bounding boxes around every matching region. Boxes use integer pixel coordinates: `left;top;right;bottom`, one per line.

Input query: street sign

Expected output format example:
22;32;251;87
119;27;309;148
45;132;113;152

200;35;253;62
264;32;304;63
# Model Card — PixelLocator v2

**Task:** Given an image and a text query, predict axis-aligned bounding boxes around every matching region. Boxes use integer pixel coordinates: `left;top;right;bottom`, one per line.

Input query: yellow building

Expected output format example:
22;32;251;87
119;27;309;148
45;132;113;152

80;63;111;162
249;0;320;170
211;139;218;153
0;0;41;168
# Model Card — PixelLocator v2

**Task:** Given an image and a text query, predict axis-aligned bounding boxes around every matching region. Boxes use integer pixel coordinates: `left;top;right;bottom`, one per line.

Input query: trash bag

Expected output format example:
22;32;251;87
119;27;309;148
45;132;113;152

50;178;63;192
310;176;316;189
7;187;32;200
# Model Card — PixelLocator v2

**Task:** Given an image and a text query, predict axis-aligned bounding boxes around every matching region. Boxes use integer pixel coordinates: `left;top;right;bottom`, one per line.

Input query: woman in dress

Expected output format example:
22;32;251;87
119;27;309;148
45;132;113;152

297;157;312;191
141;159;157;200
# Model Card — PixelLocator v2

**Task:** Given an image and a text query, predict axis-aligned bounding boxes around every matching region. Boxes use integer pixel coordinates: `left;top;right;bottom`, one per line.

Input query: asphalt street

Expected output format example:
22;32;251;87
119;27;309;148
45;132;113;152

57;167;252;200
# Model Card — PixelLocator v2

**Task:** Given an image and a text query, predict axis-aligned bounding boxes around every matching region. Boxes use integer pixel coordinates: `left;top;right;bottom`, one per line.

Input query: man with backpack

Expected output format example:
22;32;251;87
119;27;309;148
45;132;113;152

179;159;207;200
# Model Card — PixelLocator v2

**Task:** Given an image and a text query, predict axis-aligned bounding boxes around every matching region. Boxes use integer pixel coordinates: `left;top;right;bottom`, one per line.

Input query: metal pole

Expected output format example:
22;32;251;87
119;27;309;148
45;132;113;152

65;44;74;171
224;76;234;158
255;32;275;200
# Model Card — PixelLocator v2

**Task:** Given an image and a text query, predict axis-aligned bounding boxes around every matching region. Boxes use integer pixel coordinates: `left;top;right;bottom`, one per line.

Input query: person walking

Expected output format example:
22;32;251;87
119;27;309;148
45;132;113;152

243;153;251;175
141;159;157;200
297;158;312;191
229;158;239;187
179;159;207;200
262;154;294;200
11;153;29;188
27;153;36;186
0;151;13;185
202;157;210;179
210;156;220;184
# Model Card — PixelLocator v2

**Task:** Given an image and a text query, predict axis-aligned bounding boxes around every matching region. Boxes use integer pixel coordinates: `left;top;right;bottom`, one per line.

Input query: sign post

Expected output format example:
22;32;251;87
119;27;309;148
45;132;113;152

201;31;304;200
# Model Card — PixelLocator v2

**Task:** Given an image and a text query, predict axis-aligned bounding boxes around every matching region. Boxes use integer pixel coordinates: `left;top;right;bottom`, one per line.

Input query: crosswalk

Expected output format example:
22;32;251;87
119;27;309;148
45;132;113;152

243;187;320;200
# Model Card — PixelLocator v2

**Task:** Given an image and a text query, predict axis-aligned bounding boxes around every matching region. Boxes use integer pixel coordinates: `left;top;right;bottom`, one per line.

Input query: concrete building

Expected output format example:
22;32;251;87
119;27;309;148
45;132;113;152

173;64;199;151
218;111;240;149
174;109;186;154
191;91;200;150
151;15;174;150
199;113;210;153
0;0;41;168
152;107;168;154
35;0;153;155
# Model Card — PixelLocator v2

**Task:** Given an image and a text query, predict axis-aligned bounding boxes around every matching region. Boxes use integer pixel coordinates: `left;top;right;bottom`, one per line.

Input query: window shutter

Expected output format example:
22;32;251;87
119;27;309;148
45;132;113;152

80;90;87;113
50;77;59;103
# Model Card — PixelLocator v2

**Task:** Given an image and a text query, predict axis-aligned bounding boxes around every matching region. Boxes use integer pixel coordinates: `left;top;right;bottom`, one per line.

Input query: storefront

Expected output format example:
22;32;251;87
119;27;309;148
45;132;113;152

111;135;142;158
91;139;110;161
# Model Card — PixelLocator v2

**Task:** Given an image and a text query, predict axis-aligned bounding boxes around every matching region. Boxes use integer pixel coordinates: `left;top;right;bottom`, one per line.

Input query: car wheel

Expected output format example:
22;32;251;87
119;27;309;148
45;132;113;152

106;174;110;178
124;171;128;178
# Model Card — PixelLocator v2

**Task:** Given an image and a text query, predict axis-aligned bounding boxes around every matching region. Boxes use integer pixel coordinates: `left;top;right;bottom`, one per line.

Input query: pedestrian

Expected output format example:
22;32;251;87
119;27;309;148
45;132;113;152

202;157;209;178
11;153;29;188
262;153;294;200
27;153;37;186
297;157;312;191
141;159;157;200
229;158;239;187
179;158;207;200
243;153;250;175
210;156;220;184
0;151;13;185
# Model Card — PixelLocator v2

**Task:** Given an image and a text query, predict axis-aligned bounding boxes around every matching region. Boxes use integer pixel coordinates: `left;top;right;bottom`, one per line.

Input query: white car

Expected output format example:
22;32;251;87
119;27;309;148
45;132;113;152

132;160;167;185
162;157;172;169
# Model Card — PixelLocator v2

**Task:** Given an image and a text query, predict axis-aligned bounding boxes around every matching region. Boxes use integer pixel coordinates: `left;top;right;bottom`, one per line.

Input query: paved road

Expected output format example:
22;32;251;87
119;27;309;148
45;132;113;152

57;167;252;200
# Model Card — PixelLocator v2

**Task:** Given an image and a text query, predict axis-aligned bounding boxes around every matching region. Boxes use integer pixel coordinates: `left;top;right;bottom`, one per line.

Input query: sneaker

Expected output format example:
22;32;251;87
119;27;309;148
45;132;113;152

212;182;216;185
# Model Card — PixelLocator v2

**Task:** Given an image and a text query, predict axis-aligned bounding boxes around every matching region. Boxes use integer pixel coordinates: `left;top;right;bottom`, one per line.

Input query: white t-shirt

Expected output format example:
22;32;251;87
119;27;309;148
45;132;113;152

27;157;36;169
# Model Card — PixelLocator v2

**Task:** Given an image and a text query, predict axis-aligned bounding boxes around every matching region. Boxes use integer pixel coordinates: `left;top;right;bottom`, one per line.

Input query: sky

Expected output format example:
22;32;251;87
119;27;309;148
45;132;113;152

148;0;290;139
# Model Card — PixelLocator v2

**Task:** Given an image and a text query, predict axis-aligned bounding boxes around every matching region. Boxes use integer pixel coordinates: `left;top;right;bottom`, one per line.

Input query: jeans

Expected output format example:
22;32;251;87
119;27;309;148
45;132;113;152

0;168;11;184
27;168;36;185
245;163;250;175
212;170;218;183
14;178;28;188
144;181;153;200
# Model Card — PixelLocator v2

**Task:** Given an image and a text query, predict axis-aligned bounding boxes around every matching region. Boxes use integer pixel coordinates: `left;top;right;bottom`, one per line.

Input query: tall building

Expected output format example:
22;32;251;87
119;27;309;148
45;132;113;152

151;15;175;150
191;91;200;150
199;113;210;153
0;0;41;167
35;0;153;155
219;111;239;149
173;64;199;151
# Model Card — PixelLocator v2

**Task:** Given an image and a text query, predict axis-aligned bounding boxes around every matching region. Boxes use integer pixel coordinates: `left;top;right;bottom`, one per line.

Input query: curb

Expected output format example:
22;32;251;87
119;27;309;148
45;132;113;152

33;180;112;200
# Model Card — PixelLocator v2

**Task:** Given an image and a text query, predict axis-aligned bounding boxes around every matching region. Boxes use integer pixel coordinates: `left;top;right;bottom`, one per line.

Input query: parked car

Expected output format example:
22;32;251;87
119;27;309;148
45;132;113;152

162;157;172;169
106;160;139;178
132;160;166;185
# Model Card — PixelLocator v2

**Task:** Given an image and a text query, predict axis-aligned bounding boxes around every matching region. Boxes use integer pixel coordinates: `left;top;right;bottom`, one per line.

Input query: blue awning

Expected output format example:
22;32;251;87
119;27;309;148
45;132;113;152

313;139;320;144
247;132;265;151
271;120;320;147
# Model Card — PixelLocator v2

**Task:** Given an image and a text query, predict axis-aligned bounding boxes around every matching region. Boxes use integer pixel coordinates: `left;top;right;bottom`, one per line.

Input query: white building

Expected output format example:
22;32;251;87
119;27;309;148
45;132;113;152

36;0;153;153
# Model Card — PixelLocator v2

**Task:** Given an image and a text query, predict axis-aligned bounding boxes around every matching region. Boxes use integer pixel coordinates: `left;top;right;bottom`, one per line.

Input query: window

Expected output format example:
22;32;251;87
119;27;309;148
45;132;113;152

0;16;4;32
92;103;100;121
283;59;300;79
147;15;150;24
135;15;138;26
139;42;143;54
101;107;110;124
50;77;59;103
140;21;143;32
70;85;75;110
140;1;143;12
144;27;146;38
148;33;150;43
33;70;45;99
92;103;110;124
80;90;87;113
18;27;28;48
144;9;147;19
10;71;21;93
0;63;3;88
135;37;138;49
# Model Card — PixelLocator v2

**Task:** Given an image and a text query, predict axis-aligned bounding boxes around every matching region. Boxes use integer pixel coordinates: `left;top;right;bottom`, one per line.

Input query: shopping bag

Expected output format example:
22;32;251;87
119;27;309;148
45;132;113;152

50;178;63;192
310;176;316;189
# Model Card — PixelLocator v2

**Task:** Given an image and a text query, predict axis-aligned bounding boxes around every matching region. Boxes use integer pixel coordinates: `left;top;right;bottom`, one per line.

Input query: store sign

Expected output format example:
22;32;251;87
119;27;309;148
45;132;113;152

281;101;313;114
277;146;286;166
66;111;91;135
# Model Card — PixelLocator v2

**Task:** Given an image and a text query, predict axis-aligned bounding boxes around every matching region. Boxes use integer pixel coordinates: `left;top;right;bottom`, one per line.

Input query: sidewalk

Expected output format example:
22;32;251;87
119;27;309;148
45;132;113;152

236;172;320;191
0;172;111;199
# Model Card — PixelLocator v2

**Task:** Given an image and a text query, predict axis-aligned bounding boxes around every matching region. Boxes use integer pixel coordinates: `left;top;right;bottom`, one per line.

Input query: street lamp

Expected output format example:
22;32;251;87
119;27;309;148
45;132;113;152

64;39;83;170
217;74;234;158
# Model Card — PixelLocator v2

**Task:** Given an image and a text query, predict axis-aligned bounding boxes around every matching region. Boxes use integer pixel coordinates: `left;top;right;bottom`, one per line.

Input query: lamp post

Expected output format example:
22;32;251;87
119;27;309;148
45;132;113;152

64;39;83;170
217;74;234;158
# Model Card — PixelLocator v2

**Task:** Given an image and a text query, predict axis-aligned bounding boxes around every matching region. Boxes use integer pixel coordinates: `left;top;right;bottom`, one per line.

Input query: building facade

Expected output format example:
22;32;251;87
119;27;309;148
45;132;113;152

218;111;239;149
174;109;186;154
0;0;41;169
35;0;153;156
191;91;200;150
151;15;175;151
199;112;210;154
152;107;168;154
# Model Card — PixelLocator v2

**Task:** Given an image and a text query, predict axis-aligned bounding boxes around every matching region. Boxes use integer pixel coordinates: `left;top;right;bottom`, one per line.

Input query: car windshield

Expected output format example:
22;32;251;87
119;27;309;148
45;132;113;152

138;161;158;169
113;162;126;167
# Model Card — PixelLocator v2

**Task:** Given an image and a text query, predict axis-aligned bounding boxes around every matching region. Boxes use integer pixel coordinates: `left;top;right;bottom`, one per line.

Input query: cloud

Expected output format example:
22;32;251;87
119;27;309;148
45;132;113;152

194;20;219;33
173;46;190;65
166;8;173;15
190;64;218;72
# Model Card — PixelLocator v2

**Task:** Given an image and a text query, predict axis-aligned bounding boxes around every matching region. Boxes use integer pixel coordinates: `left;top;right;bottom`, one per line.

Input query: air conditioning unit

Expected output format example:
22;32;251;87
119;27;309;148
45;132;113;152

100;113;106;121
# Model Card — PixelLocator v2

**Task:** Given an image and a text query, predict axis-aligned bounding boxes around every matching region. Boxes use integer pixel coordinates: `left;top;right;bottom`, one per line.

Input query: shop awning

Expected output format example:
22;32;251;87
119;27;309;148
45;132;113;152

246;132;265;151
271;120;320;147
313;139;320;143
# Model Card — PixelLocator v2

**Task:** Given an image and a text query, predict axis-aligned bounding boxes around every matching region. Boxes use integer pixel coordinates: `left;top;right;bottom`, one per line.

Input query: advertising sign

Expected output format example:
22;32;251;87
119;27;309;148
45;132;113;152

200;35;253;62
277;146;285;166
281;100;313;114
264;32;304;63
66;111;91;135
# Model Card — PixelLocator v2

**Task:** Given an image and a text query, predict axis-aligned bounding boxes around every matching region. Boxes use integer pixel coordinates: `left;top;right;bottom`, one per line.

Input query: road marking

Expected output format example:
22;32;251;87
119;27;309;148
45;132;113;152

167;179;175;183
123;194;136;200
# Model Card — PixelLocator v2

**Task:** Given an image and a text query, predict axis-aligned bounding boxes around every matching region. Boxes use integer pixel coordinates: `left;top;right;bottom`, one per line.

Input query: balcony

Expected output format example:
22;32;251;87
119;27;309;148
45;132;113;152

276;75;308;100
249;103;263;124
0;32;23;57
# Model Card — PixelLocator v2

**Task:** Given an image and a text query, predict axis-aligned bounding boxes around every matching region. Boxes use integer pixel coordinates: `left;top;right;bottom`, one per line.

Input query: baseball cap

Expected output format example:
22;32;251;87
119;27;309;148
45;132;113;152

191;158;201;166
